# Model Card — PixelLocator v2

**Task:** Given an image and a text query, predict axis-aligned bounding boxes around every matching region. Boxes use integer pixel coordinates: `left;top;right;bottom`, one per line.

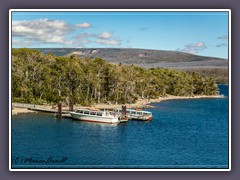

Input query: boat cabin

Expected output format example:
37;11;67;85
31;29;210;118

115;108;152;116
75;109;108;117
114;108;152;120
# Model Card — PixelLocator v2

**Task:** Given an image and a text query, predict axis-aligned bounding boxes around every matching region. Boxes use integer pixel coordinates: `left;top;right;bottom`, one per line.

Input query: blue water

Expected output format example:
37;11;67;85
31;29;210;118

11;85;229;169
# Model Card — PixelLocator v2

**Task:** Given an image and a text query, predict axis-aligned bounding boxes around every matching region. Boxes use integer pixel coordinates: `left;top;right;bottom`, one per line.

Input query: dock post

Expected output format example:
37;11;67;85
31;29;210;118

58;103;62;119
121;104;127;120
69;101;74;111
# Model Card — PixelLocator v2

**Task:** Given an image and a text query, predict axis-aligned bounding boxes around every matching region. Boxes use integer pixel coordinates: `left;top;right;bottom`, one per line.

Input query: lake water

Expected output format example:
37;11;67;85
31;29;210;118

11;85;229;169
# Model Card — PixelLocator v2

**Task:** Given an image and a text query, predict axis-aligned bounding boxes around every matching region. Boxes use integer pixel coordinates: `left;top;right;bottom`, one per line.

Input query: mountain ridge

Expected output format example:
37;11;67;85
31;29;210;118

34;48;228;69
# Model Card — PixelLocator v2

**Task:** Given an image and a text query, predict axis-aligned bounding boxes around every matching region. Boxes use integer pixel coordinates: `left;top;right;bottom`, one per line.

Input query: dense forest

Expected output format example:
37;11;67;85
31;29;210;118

185;68;228;84
12;48;219;107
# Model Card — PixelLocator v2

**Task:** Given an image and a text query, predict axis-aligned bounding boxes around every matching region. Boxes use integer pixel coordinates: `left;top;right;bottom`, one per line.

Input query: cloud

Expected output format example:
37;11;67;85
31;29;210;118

96;39;120;45
96;32;120;45
217;35;228;40
216;43;228;47
98;32;112;39
177;41;207;54
12;39;33;47
75;22;91;28
74;32;120;46
74;33;93;45
12;18;121;47
139;27;149;31
12;18;74;45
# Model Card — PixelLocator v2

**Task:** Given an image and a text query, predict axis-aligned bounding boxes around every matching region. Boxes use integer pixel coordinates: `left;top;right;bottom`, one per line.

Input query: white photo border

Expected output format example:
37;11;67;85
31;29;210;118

9;9;231;171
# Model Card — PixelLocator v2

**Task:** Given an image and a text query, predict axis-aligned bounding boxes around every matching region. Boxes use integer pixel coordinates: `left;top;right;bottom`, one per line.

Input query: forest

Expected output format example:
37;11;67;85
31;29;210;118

12;48;219;107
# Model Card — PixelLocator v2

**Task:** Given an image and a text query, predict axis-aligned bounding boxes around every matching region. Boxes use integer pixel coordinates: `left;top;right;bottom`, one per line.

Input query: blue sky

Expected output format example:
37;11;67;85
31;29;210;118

12;11;229;59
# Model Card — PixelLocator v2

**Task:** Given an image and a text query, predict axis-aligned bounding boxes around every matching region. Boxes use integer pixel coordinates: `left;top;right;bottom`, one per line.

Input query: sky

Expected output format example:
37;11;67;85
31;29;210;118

11;10;229;59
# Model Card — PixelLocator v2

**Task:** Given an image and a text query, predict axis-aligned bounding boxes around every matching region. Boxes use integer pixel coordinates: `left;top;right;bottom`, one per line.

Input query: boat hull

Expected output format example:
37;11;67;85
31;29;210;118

129;115;152;121
70;112;119;124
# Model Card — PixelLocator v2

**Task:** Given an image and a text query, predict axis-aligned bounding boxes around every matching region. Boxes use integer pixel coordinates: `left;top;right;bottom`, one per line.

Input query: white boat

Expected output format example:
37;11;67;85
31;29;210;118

114;108;153;121
70;108;120;124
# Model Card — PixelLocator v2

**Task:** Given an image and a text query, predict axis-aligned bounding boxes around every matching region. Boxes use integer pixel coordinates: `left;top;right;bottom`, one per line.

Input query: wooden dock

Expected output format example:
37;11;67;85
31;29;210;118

60;114;72;119
27;107;73;119
27;107;129;123
27;107;70;114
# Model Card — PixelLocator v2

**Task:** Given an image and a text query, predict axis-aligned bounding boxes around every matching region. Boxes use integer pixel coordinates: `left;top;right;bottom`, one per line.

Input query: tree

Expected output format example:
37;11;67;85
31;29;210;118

12;48;219;106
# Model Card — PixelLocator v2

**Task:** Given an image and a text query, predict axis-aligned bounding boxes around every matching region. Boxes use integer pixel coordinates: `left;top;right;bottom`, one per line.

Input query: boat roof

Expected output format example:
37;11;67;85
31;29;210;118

115;108;151;113
76;108;102;112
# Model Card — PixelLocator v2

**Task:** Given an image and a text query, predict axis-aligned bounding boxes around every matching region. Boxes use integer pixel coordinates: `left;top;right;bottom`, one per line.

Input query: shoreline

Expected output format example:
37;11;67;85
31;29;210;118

12;108;36;116
12;94;224;116
93;95;223;109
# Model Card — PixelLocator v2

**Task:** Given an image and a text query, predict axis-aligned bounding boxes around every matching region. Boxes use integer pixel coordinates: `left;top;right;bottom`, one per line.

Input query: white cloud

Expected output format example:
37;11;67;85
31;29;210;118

74;32;120;46
13;18;122;47
12;39;32;47
75;22;91;28
194;42;205;47
96;39;120;45
177;41;207;54
65;40;74;45
12;18;73;45
217;35;228;40
216;43;228;47
74;33;93;46
98;32;112;39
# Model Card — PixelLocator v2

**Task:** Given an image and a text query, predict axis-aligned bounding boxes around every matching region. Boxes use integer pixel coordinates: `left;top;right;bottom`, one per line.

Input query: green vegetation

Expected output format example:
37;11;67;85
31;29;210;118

12;48;219;107
184;68;228;85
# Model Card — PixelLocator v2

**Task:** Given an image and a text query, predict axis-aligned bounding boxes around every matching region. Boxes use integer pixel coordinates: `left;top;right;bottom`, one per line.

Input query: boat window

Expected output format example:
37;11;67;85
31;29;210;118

90;111;96;115
131;111;136;114
76;110;83;113
143;112;152;116
84;111;89;114
97;112;103;116
126;111;130;113
137;112;142;115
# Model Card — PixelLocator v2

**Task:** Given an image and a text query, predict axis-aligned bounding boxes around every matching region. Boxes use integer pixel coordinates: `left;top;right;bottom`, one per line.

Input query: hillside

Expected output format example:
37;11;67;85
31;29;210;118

12;48;219;106
35;48;228;69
